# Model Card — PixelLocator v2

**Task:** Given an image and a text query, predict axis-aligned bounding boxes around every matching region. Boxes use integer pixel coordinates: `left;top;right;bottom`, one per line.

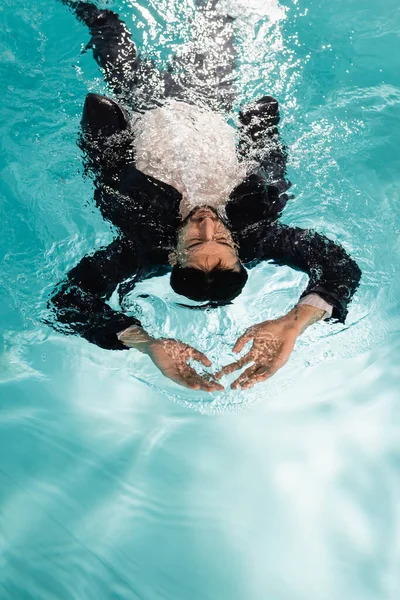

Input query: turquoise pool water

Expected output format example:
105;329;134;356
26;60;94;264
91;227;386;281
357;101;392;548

1;0;400;597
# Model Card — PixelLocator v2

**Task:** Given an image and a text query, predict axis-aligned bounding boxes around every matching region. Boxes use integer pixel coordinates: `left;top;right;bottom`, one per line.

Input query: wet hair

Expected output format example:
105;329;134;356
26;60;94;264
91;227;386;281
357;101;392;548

170;261;248;304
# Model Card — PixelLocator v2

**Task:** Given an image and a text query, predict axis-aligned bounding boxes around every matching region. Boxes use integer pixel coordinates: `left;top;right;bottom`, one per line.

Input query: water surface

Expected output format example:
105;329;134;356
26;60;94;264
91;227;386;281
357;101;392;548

1;0;400;598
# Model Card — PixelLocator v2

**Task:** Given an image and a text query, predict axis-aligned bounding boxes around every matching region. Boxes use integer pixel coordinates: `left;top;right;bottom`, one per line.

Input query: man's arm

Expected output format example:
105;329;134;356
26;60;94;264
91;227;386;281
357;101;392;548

217;224;361;389
48;237;141;350
48;94;137;349
49;239;224;391
262;223;362;322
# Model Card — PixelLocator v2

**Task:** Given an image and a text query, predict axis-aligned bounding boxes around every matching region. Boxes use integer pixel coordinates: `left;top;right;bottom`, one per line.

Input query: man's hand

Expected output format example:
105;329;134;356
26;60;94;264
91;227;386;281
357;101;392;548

146;338;224;392
215;304;326;390
118;326;224;392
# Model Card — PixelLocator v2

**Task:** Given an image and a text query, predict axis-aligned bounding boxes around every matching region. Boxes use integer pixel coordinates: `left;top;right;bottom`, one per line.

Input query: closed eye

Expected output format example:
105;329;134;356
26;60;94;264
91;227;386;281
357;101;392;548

187;240;203;249
188;240;232;249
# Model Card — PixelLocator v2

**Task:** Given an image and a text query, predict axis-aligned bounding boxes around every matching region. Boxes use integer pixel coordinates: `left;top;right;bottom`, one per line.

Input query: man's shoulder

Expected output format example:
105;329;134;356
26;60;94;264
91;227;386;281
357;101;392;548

82;93;130;135
226;171;289;236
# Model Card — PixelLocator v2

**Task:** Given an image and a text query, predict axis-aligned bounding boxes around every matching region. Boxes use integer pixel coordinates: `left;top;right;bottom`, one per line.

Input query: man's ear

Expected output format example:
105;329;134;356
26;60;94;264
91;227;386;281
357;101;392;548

168;251;178;266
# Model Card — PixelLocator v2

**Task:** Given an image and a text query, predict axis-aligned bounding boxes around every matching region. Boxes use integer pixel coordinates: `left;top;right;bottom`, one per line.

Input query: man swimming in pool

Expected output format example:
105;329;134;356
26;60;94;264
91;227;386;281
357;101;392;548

50;0;361;391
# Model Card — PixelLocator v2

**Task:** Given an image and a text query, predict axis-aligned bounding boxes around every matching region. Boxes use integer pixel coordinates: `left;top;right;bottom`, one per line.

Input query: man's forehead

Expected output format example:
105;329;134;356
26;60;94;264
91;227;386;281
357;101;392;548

185;244;240;268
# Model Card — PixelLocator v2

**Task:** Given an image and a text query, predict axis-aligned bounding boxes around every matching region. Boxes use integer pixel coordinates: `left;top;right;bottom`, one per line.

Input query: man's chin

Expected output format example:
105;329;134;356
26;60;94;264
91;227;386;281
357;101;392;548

184;205;218;220
181;205;226;227
192;206;218;217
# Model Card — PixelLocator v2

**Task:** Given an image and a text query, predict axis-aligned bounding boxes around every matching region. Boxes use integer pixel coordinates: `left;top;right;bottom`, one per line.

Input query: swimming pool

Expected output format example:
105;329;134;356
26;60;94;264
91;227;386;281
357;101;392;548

1;0;400;597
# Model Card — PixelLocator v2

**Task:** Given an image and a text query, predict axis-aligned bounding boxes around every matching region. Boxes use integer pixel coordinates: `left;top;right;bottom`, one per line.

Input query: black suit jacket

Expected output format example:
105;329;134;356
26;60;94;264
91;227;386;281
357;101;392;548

49;93;361;350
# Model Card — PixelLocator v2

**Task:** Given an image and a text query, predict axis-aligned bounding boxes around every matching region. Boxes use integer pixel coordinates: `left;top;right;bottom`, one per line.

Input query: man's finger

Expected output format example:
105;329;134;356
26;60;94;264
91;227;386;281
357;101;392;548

231;364;260;389
197;375;225;392
233;330;254;353
240;370;270;390
239;358;287;390
214;351;253;379
199;380;224;392
189;348;212;367
176;377;201;390
187;377;224;392
185;367;224;392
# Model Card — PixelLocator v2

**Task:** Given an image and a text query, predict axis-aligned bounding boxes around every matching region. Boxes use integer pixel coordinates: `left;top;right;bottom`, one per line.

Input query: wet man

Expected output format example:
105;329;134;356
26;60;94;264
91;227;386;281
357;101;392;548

50;0;361;391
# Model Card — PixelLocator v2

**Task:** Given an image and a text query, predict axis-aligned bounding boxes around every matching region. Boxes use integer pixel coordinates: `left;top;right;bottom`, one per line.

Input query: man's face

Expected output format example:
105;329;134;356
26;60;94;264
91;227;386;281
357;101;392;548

173;207;240;271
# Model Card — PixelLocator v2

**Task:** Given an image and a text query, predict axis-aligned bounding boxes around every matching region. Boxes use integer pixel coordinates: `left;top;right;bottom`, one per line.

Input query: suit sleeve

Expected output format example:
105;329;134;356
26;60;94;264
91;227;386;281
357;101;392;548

48;237;141;350
259;224;362;323
238;95;290;195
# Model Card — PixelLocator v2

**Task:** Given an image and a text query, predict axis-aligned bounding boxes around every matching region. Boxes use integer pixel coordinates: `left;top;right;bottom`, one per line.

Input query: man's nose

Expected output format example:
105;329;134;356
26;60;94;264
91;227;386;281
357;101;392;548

199;217;215;241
